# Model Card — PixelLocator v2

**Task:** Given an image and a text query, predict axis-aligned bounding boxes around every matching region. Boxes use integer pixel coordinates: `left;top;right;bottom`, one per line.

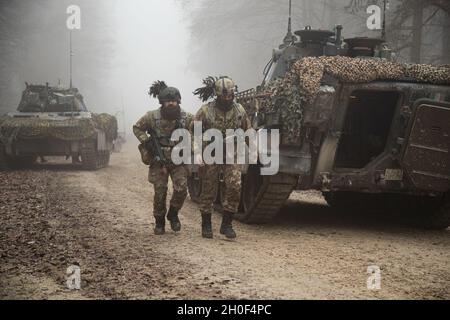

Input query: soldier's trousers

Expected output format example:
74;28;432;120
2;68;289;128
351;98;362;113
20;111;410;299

199;165;242;215
148;163;188;218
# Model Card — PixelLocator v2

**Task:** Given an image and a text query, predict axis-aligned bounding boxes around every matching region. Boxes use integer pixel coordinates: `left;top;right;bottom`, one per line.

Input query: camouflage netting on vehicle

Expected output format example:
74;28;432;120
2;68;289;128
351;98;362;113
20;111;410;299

258;56;450;143
0;113;118;145
91;113;118;140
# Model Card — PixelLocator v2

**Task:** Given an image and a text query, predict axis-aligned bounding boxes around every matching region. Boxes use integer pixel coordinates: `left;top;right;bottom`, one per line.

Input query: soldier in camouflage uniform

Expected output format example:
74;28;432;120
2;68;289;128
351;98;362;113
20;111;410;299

133;83;192;235
192;77;251;239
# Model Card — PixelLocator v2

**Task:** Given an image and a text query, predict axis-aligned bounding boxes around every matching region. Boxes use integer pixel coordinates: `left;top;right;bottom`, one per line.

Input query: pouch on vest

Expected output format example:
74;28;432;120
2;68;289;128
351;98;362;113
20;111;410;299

138;143;153;165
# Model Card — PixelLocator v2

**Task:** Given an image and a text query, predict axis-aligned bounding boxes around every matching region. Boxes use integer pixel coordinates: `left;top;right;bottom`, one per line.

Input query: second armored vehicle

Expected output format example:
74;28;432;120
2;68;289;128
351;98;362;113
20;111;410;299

0;83;118;170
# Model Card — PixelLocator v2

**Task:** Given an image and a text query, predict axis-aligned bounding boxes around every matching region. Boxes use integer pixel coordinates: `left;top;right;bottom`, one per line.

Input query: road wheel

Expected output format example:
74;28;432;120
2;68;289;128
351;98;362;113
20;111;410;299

103;152;111;167
72;154;82;165
236;164;297;224
81;143;100;170
239;165;263;217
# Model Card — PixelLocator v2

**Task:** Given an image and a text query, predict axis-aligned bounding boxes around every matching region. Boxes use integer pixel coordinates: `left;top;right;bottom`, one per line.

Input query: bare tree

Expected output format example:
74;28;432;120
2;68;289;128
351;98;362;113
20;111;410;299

182;0;448;89
345;0;449;63
429;0;450;14
0;0;117;113
184;0;349;88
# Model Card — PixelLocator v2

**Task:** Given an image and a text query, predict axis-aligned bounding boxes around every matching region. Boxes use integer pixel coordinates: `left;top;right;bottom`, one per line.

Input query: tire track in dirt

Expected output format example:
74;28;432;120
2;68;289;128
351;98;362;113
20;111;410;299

61;144;449;299
1;143;449;299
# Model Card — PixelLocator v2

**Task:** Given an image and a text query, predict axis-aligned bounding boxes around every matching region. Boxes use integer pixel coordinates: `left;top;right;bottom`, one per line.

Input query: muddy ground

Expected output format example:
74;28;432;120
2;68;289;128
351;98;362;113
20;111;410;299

0;144;449;300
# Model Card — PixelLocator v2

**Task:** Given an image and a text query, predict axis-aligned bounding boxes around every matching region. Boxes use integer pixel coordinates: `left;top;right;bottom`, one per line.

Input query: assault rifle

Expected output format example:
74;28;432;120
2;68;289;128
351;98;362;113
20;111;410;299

145;128;170;166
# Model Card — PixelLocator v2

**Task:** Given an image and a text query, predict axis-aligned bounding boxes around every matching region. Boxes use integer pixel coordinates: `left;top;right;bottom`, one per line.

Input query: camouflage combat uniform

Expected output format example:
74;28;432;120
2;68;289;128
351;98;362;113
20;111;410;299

193;101;251;215
133;108;192;219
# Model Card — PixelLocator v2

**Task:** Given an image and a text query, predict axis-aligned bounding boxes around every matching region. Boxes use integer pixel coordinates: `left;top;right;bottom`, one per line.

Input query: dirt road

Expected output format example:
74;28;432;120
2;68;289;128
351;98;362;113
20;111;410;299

1;144;449;300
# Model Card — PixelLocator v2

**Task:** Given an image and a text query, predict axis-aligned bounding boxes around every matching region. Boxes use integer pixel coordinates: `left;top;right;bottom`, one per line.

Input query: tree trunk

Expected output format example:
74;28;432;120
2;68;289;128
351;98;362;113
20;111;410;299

443;13;450;64
411;2;424;63
430;0;450;15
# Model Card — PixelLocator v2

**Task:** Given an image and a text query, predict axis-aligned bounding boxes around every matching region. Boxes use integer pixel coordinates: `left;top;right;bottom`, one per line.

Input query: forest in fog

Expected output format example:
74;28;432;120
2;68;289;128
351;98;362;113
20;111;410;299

184;0;450;88
1;0;449;116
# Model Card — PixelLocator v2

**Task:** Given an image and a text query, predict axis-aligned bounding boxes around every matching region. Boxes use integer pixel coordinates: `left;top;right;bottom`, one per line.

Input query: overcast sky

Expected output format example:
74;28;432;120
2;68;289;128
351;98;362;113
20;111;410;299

104;0;201;130
3;0;446;132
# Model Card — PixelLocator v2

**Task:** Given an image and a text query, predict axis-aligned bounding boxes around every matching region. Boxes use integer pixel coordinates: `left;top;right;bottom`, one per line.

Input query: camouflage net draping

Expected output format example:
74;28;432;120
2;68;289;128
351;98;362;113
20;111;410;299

91;113;118;140
257;56;450;144
0;113;118;145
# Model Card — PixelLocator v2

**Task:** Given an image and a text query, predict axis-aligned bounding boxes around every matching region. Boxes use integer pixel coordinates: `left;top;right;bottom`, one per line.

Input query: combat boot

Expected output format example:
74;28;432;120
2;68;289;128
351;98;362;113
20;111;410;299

220;211;237;239
201;213;213;239
167;206;181;232
154;216;165;235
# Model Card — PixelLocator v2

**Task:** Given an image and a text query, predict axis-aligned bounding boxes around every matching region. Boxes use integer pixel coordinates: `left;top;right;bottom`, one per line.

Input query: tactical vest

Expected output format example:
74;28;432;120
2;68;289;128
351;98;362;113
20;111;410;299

200;102;249;172
203;102;246;134
139;108;188;166
150;108;188;147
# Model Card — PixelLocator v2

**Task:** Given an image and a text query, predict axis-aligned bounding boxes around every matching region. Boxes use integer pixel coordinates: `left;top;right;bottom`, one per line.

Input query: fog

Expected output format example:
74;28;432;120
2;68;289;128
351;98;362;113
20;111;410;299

0;0;202;132
105;0;201;131
184;0;449;89
1;0;448;134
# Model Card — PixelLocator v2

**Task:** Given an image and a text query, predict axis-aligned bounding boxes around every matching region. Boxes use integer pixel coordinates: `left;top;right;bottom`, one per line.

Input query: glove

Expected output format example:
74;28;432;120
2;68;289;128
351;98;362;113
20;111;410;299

144;139;156;155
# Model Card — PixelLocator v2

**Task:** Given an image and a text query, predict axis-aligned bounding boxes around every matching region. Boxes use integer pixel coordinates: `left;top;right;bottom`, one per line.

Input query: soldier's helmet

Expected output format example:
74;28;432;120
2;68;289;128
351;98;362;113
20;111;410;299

214;77;236;97
159;87;181;103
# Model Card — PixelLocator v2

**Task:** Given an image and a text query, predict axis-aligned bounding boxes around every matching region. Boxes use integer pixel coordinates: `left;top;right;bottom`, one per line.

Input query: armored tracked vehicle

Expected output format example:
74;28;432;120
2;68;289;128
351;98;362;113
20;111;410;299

0;83;118;170
188;21;450;229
